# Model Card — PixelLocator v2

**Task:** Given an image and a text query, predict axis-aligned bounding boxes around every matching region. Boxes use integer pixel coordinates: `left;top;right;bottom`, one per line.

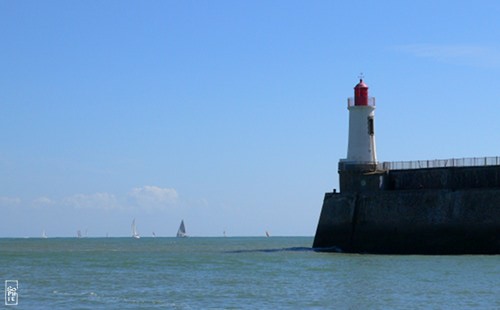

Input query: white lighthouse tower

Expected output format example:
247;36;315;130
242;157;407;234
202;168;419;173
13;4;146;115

343;79;377;165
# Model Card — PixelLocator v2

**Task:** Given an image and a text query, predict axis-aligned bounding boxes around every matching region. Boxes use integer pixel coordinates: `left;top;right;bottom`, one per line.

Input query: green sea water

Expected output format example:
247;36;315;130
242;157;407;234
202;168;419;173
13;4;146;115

0;237;499;309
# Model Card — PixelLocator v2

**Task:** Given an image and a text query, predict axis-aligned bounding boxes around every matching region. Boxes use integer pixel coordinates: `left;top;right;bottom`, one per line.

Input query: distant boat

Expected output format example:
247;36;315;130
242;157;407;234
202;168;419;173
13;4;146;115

132;219;140;239
152;231;156;238
176;220;187;238
42;230;48;238
266;231;270;237
77;230;82;238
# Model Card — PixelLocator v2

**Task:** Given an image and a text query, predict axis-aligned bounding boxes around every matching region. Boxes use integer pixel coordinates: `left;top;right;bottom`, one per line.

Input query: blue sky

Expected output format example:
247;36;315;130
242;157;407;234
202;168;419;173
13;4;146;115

1;1;500;237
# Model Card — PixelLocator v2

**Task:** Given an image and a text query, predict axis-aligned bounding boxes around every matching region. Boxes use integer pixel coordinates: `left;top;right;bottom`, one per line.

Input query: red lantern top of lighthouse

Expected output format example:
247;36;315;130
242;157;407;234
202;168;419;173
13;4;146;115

355;79;368;89
348;79;375;107
354;79;369;106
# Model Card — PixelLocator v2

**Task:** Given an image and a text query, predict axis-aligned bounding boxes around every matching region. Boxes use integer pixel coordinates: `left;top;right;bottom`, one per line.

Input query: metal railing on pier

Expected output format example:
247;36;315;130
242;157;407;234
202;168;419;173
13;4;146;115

382;157;500;170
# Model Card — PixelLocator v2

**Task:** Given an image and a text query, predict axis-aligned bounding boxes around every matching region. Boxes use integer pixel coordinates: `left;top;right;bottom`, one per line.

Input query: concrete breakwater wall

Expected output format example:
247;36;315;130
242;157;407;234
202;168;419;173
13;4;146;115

314;165;500;254
387;165;500;191
340;165;500;193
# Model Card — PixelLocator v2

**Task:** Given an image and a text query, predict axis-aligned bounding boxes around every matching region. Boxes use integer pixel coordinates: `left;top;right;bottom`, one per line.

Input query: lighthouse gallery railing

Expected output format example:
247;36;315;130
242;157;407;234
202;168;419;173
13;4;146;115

382;156;500;170
347;97;376;107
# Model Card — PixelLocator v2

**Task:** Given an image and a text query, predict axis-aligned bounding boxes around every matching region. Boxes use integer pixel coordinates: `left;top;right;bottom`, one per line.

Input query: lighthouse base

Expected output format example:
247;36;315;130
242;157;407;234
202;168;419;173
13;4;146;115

313;166;500;254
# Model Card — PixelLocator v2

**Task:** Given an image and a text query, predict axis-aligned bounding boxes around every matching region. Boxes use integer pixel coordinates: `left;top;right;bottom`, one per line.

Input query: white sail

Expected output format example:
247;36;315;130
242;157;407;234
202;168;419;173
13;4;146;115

176;220;187;238
132;219;140;239
42;230;48;238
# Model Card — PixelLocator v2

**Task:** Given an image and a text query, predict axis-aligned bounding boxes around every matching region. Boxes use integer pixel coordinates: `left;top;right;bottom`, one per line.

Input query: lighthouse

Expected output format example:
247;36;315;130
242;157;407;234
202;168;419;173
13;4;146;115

343;79;377;165
314;78;500;254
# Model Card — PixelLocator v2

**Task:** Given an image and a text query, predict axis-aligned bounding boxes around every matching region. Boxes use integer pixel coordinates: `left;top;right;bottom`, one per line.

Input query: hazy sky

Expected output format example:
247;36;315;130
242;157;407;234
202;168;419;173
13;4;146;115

2;1;500;237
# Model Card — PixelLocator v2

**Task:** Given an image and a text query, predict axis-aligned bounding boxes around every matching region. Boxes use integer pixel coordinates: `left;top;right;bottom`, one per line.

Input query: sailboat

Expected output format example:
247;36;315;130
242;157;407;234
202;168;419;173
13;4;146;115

42;230;48;238
266;231;270;237
132;219;140;239
77;230;82;238
176;220;187;238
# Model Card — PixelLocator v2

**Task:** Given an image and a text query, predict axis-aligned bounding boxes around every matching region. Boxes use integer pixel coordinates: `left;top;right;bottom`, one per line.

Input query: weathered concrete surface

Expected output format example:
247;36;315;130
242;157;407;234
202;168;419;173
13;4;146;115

313;188;500;254
387;166;500;191
339;165;500;193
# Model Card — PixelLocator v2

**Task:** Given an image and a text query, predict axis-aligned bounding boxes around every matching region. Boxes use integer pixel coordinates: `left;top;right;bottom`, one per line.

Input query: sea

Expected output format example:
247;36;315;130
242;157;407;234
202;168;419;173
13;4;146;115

0;237;499;309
